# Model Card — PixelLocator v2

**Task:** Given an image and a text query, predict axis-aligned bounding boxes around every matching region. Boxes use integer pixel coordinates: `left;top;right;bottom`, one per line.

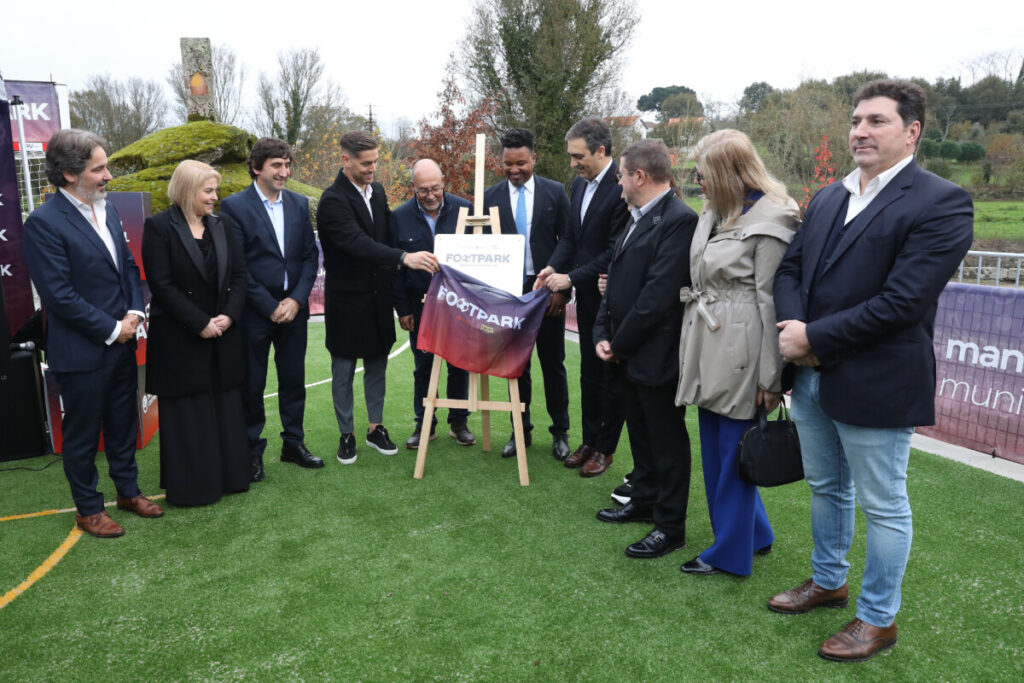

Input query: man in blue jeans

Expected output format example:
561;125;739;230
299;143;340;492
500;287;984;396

772;79;973;662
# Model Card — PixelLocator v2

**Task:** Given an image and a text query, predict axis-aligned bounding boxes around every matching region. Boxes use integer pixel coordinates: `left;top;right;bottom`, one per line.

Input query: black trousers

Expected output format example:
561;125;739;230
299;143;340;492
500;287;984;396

242;309;308;457
620;377;691;535
409;305;469;426
54;343;141;515
577;292;625;453
516;277;570;436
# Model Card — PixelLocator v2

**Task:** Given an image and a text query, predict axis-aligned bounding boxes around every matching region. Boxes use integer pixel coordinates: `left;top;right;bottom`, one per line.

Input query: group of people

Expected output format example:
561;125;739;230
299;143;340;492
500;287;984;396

22;78;973;663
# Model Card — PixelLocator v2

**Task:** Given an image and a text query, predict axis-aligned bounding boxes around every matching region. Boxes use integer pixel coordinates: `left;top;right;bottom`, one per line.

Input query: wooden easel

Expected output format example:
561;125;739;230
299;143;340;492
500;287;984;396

413;134;531;485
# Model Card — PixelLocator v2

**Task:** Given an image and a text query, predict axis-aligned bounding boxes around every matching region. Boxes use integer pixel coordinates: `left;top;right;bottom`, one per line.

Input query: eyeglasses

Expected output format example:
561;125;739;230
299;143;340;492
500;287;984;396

694;170;705;183
615;169;640;181
415;185;443;197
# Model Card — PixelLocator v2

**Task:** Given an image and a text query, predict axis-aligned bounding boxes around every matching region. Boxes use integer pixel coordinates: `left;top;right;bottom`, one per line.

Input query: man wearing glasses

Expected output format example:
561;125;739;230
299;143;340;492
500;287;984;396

389;159;475;449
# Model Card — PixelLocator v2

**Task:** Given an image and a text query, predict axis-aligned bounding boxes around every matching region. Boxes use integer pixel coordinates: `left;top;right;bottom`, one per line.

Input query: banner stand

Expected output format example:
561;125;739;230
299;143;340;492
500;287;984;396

414;135;531;486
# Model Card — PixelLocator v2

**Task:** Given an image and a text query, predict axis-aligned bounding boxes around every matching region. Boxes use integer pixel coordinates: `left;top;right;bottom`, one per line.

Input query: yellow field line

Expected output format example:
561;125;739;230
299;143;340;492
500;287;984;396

0;494;166;523
0;527;83;610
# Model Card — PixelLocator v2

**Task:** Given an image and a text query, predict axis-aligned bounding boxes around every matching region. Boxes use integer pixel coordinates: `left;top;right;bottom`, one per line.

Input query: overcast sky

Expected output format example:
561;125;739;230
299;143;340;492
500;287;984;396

2;0;1021;134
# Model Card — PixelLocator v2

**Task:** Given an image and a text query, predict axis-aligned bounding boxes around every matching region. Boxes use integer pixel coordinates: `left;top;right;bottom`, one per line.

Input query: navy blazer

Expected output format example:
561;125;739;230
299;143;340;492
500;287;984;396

774;160;973;427
220;184;319;319
594;191;698;387
389;192;472;317
483;174;570;282
22;190;145;372
548;160;630;294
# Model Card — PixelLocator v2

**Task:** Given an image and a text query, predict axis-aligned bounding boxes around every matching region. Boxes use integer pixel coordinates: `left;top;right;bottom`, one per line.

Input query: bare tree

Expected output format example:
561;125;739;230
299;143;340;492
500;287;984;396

70;75;165;151
166;44;249;125
254;48;351;148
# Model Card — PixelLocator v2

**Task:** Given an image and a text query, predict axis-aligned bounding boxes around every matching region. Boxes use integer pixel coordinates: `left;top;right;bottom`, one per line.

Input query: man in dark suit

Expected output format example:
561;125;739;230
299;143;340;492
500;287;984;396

21;129;163;537
771;80;973;662
390;159;475;449
221;138;322;481
483;128;571;461
317;131;438;464
536;118;629;478
593;138;698;559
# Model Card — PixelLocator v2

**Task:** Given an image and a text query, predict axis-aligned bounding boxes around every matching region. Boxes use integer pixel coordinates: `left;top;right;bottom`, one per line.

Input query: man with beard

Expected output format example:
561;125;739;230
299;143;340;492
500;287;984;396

22;129;163;537
390;159;475;449
317;131;438;464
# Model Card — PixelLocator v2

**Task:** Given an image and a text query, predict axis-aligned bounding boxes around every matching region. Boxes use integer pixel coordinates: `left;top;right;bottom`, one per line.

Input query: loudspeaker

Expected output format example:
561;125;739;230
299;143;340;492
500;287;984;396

0;348;49;461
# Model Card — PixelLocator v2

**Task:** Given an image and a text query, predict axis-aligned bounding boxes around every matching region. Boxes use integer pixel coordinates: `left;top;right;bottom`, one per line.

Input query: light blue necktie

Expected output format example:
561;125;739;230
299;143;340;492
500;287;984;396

515;185;529;273
515;185;527;238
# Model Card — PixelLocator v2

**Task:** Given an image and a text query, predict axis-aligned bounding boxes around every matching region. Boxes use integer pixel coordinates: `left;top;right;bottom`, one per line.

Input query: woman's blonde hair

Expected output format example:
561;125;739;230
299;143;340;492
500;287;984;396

692;129;788;227
167;160;221;218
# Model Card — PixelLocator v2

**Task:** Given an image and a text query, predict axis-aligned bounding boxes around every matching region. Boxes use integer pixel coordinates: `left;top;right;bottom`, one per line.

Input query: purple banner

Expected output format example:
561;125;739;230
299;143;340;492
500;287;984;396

5;81;61;150
919;283;1024;464
0;99;34;337
417;264;549;378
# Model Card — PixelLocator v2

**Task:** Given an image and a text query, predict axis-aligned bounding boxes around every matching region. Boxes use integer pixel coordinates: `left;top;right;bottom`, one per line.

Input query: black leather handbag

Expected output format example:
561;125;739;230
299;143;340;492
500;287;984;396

737;403;804;487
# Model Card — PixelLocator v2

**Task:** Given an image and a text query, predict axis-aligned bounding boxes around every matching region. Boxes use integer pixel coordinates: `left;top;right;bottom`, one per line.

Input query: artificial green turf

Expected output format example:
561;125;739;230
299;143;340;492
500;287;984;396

2;321;1022;681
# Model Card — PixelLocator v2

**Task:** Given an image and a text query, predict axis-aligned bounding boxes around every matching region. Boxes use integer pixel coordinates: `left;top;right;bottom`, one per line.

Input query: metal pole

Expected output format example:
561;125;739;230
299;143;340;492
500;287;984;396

11;95;35;212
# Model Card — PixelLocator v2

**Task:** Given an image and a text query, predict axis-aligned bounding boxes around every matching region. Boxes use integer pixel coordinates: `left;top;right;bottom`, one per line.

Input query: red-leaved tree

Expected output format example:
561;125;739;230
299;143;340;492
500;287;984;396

799;134;837;212
407;70;500;202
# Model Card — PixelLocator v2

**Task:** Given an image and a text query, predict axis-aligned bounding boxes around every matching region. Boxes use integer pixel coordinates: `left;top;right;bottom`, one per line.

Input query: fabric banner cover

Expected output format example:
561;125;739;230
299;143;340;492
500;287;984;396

417;264;550;379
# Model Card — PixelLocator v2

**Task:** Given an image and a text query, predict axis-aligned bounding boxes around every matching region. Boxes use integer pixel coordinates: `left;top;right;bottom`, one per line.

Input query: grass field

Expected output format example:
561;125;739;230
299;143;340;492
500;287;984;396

972;201;1024;244
2;321;1023;681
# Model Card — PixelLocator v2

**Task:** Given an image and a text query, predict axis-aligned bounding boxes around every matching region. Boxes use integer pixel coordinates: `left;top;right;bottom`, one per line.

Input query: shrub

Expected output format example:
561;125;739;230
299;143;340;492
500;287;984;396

919;138;940;158
926;159;953;179
924;128;942;141
939;140;961;159
959;142;987;162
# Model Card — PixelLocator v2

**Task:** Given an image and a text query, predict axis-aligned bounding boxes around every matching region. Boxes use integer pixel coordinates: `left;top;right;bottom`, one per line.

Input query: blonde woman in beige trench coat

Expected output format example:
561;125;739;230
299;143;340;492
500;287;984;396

675;130;800;577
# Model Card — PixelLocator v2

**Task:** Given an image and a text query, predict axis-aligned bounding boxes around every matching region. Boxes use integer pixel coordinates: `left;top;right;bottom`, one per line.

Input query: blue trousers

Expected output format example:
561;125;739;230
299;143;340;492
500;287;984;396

697;408;774;576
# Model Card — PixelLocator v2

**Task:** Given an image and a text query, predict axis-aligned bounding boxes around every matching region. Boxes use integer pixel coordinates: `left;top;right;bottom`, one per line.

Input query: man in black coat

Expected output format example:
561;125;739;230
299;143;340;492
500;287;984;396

221;138;322;481
316;131;438;464
536;118;630;479
390;159;475;449
483;128;572;461
593;139;698;560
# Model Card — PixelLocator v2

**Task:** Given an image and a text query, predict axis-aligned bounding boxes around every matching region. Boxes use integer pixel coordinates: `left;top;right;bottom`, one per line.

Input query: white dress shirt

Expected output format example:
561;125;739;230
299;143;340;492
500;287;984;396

842;154;915;224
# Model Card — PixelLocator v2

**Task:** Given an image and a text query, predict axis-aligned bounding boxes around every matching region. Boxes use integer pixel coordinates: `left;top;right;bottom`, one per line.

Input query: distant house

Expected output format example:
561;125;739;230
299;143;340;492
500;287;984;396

604;115;649;140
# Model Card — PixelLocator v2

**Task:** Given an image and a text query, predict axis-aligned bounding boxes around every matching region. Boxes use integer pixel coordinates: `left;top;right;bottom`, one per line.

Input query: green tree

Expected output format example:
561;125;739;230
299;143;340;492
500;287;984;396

637;84;697;114
738;81;774;115
659;92;704;120
461;0;639;182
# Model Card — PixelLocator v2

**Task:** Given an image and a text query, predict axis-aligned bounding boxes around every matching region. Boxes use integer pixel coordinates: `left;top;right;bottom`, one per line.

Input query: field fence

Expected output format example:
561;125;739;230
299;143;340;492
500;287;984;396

957;251;1024;288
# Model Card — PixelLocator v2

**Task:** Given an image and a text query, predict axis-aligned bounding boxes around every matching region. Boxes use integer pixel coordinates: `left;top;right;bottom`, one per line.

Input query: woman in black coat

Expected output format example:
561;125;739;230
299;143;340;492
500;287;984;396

142;160;249;506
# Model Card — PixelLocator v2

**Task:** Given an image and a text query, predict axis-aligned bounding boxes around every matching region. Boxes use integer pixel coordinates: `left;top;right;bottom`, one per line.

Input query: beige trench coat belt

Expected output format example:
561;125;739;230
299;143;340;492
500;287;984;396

680;286;720;332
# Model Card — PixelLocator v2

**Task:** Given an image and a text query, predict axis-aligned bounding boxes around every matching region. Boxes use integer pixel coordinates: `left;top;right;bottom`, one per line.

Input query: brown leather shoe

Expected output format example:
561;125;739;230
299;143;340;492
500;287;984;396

116;494;165;518
580;451;612;478
76;511;125;538
768;578;849;614
818;618;897;662
565;444;592;468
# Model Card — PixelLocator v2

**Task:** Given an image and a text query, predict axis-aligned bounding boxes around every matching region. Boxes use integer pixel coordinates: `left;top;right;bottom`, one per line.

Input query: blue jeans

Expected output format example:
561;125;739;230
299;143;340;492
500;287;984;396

790;367;914;627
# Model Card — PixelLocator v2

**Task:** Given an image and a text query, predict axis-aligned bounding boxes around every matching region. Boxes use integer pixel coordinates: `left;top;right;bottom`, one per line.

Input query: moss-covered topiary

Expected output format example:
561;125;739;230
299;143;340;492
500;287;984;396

108;121;255;175
106;123;323;222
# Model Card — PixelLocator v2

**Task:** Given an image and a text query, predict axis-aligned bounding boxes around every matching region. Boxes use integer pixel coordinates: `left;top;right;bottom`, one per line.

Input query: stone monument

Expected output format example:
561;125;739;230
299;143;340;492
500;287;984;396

180;37;216;121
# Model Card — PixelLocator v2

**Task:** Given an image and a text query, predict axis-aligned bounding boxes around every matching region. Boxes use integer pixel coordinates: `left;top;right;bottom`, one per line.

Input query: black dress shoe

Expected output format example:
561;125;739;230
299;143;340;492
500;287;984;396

625;529;686;559
756;544;773;556
406;425;437;449
281;442;325;469
500;432;532;458
250;453;265;482
681;555;720;575
595;501;654;524
551;433;570;461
